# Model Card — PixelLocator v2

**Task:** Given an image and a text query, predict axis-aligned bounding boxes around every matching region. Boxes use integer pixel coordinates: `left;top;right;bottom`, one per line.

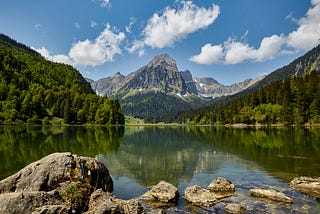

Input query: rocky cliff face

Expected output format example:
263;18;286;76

88;54;258;99
117;54;189;96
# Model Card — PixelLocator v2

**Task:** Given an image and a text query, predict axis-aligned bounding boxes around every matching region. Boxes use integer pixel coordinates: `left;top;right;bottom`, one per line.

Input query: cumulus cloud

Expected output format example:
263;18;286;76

189;44;224;64
128;1;220;54
33;24;125;67
287;0;320;50
190;0;320;65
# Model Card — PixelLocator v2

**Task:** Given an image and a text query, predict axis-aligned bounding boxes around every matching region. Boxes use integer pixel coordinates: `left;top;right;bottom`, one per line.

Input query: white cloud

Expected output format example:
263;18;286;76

287;0;320;50
126;40;145;56
100;0;111;8
128;1;220;54
91;21;97;28
33;24;125;67
190;35;286;65
189;44;224;64
190;0;320;65
125;17;136;33
75;22;80;29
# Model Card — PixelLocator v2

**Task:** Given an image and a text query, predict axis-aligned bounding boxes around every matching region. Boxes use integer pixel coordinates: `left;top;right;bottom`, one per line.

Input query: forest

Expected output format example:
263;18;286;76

0;34;124;125
163;69;320;125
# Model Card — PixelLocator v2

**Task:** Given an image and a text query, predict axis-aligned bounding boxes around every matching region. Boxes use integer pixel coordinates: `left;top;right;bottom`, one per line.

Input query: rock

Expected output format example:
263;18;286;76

0;190;66;214
207;177;235;197
85;189;145;214
0;152;114;213
141;181;179;205
290;176;320;198
32;205;71;214
0;152;113;194
249;189;294;204
224;203;246;214
184;185;218;207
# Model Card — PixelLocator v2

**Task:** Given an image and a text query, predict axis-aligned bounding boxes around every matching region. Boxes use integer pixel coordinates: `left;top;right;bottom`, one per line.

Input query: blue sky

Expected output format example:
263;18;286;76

1;0;319;85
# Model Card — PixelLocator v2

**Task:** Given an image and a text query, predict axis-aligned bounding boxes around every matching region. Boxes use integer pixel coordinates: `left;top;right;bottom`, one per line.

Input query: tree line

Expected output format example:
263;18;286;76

0;34;124;125
162;70;320;125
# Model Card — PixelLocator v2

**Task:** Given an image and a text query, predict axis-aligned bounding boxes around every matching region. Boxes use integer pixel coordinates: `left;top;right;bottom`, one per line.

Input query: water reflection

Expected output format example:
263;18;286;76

0;125;124;179
1;126;320;212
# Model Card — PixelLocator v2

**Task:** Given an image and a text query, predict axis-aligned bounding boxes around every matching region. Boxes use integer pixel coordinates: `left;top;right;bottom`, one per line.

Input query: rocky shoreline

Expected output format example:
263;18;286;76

0;153;319;213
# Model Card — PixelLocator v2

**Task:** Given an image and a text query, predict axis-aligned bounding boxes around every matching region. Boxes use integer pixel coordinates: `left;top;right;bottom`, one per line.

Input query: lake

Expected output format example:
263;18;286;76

0;125;320;213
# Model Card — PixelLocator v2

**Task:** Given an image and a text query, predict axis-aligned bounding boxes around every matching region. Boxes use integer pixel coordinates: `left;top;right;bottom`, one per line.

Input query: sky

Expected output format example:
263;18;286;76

1;0;320;85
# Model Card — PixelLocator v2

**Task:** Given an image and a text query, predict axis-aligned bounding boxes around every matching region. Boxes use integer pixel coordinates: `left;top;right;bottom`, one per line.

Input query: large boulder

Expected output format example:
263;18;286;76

290;176;320;198
0;152;113;193
141;181;179;206
0;152;113;213
249;189;293;204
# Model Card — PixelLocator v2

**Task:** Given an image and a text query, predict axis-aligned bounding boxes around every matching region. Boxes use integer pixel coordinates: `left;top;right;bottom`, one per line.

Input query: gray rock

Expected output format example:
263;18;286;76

290;176;320;198
85;189;145;214
0;190;65;214
249;189;294;204
0;152;113;194
0;152;114;213
224;203;246;214
184;185;218;207
141;181;179;204
207;177;235;196
32;205;71;214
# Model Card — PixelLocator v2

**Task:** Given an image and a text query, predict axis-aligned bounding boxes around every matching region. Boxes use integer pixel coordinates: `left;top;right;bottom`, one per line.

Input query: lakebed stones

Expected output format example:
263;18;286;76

290;176;320;198
249;188;294;204
141;181;179;206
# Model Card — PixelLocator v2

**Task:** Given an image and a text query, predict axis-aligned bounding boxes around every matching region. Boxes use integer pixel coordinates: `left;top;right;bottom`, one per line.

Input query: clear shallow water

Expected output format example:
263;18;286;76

1;125;320;213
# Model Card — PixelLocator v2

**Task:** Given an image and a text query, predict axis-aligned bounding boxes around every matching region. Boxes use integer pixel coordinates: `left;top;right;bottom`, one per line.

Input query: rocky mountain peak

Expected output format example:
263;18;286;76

147;54;177;71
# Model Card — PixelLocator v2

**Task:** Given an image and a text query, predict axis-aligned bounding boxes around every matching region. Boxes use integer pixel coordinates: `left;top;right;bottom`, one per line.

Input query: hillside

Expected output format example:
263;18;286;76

163;44;320;125
0;34;124;125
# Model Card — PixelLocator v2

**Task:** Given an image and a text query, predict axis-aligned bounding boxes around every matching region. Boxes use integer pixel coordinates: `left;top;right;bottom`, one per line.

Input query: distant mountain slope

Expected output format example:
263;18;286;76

164;44;320;125
245;45;320;93
0;34;124;125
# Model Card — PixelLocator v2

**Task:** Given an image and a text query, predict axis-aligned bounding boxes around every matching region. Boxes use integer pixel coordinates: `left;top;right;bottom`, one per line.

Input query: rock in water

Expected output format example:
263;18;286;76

0;152;113;213
224;203;246;214
249;189;293;204
141;181;179;206
85;189;145;214
208;177;235;197
184;185;219;207
290;176;320;198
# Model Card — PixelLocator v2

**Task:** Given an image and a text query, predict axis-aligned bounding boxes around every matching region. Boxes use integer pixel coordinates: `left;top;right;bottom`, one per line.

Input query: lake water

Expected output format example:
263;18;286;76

1;125;320;213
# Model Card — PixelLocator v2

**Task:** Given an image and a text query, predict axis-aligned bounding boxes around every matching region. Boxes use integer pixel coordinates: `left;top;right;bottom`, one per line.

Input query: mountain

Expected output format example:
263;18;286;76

0;34;124;125
165;44;320;125
88;54;262;121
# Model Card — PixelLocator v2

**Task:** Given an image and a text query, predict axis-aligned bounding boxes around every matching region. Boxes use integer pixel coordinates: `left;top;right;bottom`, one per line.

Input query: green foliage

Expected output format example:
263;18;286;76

0;34;124;125
168;70;320;125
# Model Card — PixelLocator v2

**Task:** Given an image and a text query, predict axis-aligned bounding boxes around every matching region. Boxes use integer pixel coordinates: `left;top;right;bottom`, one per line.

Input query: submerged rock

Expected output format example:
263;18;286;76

224;203;246;214
249;188;294;204
290;176;320;198
141;181;179;206
0;152;113;213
